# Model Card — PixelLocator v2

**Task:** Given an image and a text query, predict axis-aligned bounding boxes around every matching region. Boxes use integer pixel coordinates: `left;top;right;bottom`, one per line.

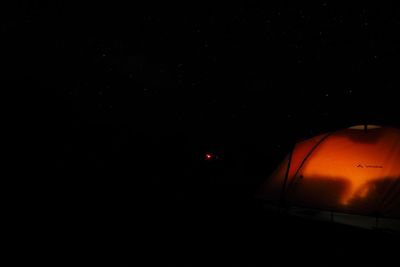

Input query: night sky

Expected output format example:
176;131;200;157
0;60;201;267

4;2;400;265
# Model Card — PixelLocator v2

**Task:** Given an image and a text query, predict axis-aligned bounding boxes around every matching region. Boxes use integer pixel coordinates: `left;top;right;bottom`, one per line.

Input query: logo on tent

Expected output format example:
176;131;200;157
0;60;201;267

366;165;383;168
356;164;383;168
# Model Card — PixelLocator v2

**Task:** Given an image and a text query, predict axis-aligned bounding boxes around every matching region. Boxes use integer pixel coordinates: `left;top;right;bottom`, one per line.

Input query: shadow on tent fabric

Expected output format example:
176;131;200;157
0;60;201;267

285;175;400;218
348;176;400;218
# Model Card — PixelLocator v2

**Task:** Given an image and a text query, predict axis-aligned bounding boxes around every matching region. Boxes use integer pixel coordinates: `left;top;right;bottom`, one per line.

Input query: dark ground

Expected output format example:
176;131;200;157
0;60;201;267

3;2;400;265
21;162;399;266
35;199;400;266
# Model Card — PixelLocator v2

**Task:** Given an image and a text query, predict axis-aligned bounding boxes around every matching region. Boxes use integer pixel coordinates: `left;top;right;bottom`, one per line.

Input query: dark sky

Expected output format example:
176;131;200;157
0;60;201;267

4;2;400;200
4;2;400;265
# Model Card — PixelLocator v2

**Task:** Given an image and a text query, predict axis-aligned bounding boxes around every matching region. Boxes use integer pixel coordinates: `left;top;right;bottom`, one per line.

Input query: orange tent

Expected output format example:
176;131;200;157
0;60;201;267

257;125;400;218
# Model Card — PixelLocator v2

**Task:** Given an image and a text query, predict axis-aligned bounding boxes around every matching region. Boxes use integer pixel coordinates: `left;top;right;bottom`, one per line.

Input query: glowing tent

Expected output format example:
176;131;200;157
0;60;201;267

257;125;400;219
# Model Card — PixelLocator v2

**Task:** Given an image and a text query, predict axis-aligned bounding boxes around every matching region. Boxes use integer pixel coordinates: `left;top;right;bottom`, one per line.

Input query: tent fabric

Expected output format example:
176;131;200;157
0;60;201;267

257;125;400;218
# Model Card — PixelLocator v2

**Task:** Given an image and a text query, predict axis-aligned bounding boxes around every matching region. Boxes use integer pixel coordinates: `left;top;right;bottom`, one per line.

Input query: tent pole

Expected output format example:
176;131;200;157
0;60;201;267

279;145;294;213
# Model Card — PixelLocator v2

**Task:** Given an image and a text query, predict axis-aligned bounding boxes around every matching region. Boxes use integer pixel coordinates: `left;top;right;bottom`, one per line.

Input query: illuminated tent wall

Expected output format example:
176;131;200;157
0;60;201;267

257;125;400;219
